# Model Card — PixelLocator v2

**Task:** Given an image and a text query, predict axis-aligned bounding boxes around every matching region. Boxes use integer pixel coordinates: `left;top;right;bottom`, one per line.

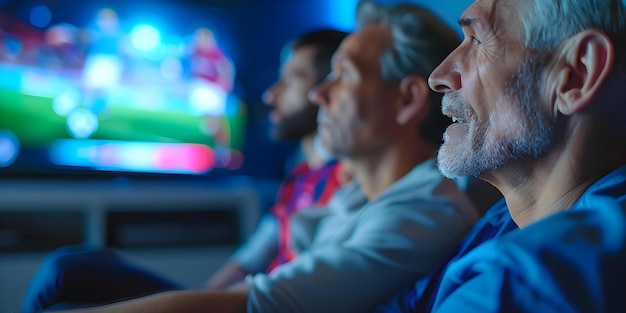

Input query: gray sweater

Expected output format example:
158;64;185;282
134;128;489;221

247;158;478;313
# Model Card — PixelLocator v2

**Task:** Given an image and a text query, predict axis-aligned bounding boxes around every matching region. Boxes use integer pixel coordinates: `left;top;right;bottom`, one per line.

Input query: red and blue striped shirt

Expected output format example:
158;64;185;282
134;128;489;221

267;160;344;273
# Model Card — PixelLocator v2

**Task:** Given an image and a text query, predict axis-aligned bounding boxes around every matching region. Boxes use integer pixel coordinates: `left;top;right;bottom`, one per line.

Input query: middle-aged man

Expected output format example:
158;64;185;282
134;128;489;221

376;0;626;312
41;2;480;313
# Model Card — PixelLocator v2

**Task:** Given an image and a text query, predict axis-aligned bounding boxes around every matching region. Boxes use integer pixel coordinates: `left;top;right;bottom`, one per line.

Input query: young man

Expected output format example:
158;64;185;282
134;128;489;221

38;2;479;313
378;0;626;312
205;29;348;290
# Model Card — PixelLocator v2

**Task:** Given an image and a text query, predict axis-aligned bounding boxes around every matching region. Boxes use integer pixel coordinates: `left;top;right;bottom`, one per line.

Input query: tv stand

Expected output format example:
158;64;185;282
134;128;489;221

0;178;260;312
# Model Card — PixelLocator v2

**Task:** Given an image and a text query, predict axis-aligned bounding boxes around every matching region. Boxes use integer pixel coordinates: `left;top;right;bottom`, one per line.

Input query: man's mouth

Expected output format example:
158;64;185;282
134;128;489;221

445;112;467;124
441;92;470;126
451;116;465;123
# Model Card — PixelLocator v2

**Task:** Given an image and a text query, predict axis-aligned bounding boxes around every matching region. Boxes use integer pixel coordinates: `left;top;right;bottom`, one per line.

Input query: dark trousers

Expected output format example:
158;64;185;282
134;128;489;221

22;244;182;313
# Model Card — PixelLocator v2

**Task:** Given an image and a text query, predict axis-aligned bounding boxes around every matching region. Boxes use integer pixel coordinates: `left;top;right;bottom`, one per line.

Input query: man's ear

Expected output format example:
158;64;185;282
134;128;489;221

397;75;429;125
555;29;614;116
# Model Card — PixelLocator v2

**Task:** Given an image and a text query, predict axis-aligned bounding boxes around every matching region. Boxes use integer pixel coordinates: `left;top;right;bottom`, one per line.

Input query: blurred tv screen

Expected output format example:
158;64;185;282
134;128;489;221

0;1;246;176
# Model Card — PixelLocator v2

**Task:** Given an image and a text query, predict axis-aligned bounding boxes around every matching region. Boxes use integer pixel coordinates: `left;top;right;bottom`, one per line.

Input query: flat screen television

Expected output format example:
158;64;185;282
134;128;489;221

0;0;246;178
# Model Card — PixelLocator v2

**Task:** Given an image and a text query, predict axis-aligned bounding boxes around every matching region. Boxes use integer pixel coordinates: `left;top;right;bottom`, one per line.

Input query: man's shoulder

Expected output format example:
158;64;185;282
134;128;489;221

431;168;626;312
437;197;626;312
507;195;626;252
461;193;626;268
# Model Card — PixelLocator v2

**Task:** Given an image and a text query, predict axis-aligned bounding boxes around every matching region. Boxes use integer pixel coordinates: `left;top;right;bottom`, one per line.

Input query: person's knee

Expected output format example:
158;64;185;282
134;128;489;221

22;244;103;312
44;244;93;269
40;244;115;275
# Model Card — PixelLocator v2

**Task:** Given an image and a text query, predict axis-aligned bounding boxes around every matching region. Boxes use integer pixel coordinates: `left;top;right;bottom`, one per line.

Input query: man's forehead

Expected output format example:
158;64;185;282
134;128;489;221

333;26;390;65
292;45;317;59
465;0;519;16
283;47;315;67
461;0;522;32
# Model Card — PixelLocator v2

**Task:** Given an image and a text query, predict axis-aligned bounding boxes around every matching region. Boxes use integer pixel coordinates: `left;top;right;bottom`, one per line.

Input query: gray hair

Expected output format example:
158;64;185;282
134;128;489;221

518;0;626;71
517;0;626;129
356;0;461;146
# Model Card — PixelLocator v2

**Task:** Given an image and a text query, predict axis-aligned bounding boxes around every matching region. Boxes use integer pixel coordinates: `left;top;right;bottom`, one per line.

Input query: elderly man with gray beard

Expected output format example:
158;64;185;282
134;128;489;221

377;0;626;312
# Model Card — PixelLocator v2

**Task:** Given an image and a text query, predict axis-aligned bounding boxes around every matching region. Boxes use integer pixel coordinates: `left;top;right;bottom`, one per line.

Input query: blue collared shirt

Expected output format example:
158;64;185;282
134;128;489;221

379;165;626;313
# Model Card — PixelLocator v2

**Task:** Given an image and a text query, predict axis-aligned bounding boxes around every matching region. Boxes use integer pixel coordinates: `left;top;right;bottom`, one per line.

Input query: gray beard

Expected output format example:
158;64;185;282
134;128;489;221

437;53;554;178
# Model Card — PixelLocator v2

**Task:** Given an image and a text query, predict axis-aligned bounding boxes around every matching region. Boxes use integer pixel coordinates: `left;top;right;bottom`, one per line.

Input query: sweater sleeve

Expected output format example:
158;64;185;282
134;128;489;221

231;213;279;274
247;199;472;313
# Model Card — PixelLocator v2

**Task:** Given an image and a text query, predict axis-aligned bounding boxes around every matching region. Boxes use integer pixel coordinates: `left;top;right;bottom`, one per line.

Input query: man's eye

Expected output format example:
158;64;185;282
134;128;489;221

470;35;481;46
